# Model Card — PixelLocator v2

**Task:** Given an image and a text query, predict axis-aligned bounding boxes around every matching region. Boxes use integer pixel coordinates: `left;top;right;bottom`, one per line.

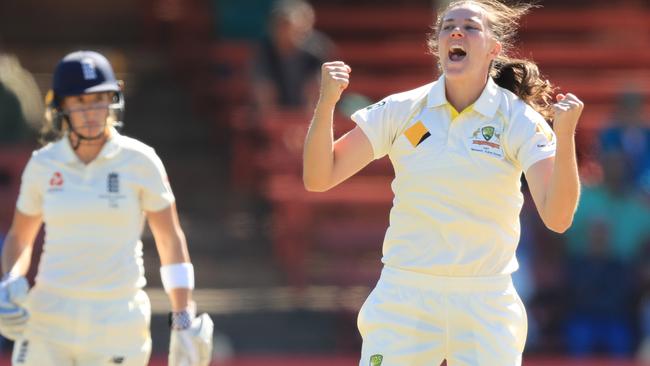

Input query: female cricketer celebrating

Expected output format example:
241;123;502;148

0;51;212;366
303;0;582;365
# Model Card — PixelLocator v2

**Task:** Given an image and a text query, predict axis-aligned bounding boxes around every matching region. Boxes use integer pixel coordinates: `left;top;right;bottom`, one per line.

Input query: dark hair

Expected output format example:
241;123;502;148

427;0;556;121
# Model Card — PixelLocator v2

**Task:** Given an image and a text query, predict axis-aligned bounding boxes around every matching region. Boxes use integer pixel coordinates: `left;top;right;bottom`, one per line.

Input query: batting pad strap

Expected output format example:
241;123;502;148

160;263;195;292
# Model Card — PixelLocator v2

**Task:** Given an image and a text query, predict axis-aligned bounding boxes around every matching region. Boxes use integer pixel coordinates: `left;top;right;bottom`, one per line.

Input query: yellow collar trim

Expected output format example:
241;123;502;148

448;103;474;121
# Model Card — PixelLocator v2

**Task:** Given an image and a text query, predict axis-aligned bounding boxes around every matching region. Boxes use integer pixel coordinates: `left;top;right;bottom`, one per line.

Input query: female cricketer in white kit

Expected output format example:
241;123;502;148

304;0;582;365
0;51;213;366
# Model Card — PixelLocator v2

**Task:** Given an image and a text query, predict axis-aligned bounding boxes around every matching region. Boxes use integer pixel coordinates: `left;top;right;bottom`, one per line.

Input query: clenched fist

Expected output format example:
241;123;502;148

318;61;352;106
552;93;584;137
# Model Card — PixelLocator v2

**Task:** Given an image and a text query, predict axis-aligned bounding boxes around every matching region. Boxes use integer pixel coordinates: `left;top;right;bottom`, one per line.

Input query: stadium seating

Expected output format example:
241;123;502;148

211;2;650;288
0;145;33;233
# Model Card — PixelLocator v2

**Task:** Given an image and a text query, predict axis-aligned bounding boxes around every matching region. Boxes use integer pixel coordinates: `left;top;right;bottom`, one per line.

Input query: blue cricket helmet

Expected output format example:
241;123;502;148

47;50;124;134
52;50;121;105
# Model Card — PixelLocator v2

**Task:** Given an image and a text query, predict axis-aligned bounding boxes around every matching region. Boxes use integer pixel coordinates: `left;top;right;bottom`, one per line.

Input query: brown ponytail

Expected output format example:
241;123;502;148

491;57;556;121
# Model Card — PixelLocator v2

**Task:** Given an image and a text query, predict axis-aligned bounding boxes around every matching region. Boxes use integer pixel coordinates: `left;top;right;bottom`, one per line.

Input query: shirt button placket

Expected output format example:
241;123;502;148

83;164;92;184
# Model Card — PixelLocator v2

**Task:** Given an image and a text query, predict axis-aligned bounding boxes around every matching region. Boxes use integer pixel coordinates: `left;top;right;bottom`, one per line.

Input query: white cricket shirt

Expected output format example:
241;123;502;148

351;75;556;276
16;129;175;296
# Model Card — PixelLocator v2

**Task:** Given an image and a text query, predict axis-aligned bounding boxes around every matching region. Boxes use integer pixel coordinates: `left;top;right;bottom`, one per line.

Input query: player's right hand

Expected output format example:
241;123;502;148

319;61;351;106
0;275;29;341
169;312;214;366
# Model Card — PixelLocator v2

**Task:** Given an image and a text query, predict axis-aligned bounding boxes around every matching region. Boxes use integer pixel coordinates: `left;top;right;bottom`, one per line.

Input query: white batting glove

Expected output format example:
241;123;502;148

169;309;213;366
0;275;29;341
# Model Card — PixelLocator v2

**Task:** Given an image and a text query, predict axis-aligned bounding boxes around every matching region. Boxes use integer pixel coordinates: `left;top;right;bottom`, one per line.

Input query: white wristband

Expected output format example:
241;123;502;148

160;263;195;293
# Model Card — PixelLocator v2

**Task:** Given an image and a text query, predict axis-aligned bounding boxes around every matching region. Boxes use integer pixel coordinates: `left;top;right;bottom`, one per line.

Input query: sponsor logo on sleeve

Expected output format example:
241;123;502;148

535;122;556;148
365;100;386;111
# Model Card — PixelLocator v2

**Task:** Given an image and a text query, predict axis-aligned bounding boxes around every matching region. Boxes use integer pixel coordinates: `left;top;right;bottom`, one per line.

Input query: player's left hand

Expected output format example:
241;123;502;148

552;93;584;136
0;275;29;341
169;312;214;366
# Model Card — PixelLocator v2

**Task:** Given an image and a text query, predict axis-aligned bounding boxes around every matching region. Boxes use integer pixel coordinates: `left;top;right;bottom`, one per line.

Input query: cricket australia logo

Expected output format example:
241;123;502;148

470;124;504;158
369;354;383;366
100;172;125;208
481;126;495;141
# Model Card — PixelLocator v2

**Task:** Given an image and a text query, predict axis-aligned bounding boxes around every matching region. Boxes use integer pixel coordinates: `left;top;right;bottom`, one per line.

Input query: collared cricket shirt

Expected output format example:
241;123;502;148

351;75;556;276
16;130;175;296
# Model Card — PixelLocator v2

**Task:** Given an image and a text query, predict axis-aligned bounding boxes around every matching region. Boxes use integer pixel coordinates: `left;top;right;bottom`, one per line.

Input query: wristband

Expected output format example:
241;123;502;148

160;263;194;293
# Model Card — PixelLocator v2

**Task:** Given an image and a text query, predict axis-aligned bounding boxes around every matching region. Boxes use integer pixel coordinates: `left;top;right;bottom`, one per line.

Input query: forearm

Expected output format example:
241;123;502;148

543;133;580;231
1;235;32;277
159;236;193;311
303;99;336;191
148;205;194;313
158;235;190;266
168;288;192;312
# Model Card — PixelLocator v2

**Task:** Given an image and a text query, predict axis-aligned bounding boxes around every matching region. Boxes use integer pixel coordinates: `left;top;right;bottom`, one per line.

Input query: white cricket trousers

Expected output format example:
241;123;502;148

12;286;152;366
358;266;527;366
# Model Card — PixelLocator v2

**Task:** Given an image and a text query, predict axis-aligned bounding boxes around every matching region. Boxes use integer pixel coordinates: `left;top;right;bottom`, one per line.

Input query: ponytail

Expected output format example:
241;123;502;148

491;57;556;122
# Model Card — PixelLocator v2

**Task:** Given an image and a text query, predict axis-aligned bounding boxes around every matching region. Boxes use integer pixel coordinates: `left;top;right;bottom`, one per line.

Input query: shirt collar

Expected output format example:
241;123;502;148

473;76;501;118
51;127;122;164
427;75;448;108
98;128;122;160
426;75;501;118
51;136;78;164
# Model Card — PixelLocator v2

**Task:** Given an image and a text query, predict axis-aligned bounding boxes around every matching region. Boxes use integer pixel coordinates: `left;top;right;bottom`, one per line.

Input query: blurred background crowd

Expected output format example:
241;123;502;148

1;0;649;364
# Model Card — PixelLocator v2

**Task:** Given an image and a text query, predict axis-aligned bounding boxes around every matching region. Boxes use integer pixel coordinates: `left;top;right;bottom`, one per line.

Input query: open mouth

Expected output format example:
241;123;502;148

448;45;467;62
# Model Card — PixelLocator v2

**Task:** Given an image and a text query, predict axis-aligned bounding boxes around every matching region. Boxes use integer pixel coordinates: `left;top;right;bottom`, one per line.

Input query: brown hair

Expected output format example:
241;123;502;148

427;0;556;121
40;90;66;145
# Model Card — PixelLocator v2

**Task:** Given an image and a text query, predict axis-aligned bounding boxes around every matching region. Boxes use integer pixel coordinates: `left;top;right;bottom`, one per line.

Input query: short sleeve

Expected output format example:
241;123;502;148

16;155;43;216
350;99;394;159
140;151;175;212
506;105;556;172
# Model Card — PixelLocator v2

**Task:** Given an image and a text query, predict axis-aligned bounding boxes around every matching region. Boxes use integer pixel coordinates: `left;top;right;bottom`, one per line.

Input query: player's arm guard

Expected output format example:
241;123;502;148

0;276;29;341
168;310;214;366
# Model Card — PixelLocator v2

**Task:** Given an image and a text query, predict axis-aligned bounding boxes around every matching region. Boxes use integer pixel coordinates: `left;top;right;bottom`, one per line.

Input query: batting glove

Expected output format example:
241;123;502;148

169;307;213;366
0;275;29;341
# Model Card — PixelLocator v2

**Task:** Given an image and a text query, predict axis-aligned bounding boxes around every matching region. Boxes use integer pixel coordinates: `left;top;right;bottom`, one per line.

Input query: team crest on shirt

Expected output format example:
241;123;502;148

99;172;125;208
369;354;383;366
107;172;119;193
470;124;504;158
